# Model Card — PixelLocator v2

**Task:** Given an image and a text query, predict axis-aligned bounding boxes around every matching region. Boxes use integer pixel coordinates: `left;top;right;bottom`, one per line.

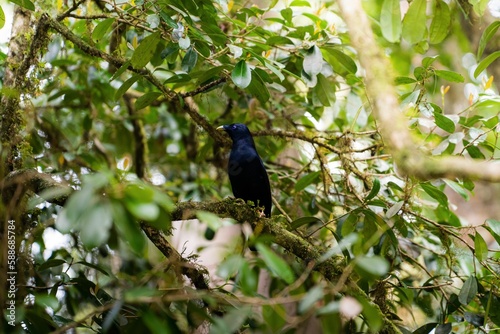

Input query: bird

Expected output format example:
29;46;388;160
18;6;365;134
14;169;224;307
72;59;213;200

217;123;272;217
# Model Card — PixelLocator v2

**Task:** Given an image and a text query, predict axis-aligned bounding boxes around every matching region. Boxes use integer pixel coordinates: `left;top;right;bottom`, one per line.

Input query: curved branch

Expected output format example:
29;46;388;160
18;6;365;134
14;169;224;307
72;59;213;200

0;170;209;290
44;14;227;145
182;97;230;146
253;129;342;154
337;0;500;182
1;7;40;172
6;169;399;331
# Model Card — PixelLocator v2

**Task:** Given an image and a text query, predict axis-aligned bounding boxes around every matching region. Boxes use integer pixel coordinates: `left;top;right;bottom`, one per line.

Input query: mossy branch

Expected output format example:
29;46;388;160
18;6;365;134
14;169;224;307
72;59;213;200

337;0;500;183
43;14;227;146
3;169;401;332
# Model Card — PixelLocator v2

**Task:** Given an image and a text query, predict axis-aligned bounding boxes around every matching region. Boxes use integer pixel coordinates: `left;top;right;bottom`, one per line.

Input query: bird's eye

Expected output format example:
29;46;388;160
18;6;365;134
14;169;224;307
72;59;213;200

231;124;237;130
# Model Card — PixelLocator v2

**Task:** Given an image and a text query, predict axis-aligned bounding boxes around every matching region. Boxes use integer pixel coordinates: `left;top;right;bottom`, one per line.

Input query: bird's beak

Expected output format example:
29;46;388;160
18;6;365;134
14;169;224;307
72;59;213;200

216;125;225;131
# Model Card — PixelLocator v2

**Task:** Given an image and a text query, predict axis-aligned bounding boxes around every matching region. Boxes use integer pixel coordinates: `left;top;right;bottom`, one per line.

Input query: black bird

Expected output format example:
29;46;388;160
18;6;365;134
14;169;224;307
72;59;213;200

217;124;272;217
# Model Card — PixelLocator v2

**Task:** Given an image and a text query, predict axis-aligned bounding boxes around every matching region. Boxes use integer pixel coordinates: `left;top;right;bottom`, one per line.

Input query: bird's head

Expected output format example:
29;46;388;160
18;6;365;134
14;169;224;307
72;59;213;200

217;123;253;143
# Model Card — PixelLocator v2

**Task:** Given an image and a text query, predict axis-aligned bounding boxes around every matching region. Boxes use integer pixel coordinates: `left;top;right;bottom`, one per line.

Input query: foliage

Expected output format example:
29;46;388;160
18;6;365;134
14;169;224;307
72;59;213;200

1;0;500;333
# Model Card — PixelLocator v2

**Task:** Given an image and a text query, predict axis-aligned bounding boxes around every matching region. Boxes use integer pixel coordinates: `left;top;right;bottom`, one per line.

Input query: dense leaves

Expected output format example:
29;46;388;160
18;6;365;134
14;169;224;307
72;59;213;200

1;0;500;333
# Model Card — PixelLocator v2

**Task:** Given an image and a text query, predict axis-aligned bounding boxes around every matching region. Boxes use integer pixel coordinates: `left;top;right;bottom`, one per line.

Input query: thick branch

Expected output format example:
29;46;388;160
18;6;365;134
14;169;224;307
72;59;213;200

140;223;209;290
5;169;398;331
183;97;230;146
337;0;500;182
1;169;71;207
0;170;208;290
0;7;37;172
173;199;344;279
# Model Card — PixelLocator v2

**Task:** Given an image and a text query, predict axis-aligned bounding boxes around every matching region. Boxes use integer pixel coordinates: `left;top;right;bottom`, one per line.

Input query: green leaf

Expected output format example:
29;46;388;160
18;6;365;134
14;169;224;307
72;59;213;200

314;74;335;106
298;286;324;313
444;179;469;201
210;306;252;334
477;21;500;59
130;32;162;69
134;91;162;110
474;232;488;262
295;171;320;191
290;0;311;6
255;243;295;284
303;45;323;77
76;261;110;276
38;259;66;272
474;50;500;78
55;188;94;233
402;0;427;44
355;256;389;278
359;298;384;331
159;10;178;29
323;48;357;74
238;261;258;296
290;216;323;230
458;276;477;305
124;287;163;302
196;211;226;231
125;201;160;221
111;202;145;253
9;0;35;11
318;232;358;262
429;0;451;44
92;18;115;41
79;202;113;247
232;60;252;89
35;295;59;310
380;0;401;43
420;182;449;207
181;47;198;73
463;140;485;159
317;301;340;315
263;305;287;333
266;36;294;46
163;73;191;84
386;201;404;218
217;254;245;279
247;70;270;104
152;188;175;212
142;311;174;334
422;55;439;68
199;21;227;46
114;74;140;100
486;218;500;236
264;61;285;82
434;70;464;83
0;6;5;30
281;8;293;24
110;61;131;82
395;76;417;85
365;178;380;201
341;213;358;236
433;111;456;133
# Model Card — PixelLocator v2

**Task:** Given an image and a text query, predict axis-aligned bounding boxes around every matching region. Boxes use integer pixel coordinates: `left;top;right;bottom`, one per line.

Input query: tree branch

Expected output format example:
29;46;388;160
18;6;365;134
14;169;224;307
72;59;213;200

337;0;500;182
43;14;227;146
253;128;342;154
4;168;400;331
0;7;39;172
0;169;209;290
